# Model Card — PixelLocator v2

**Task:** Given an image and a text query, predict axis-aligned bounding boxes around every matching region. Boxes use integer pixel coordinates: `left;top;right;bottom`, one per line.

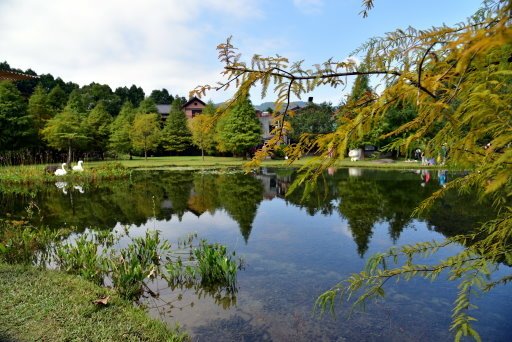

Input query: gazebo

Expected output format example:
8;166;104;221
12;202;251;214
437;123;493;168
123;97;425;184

0;69;39;81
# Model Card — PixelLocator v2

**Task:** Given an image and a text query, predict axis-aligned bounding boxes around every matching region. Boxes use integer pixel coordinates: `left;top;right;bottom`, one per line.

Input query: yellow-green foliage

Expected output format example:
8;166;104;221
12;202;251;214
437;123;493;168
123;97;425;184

193;0;512;340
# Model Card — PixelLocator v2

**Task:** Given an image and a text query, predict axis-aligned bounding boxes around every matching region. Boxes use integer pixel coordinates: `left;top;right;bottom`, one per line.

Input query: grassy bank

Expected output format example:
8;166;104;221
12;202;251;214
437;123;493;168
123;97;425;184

0;263;186;341
0;156;455;186
85;155;447;170
0;162;130;184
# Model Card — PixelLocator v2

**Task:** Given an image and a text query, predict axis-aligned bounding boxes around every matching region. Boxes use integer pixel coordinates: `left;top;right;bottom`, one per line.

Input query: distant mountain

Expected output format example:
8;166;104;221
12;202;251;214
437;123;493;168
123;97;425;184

214;100;310;111
254;101;309;111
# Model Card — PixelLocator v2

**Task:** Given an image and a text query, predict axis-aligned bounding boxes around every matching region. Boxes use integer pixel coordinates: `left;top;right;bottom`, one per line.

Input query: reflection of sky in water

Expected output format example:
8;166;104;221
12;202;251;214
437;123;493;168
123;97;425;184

128;197;512;341
3;169;511;340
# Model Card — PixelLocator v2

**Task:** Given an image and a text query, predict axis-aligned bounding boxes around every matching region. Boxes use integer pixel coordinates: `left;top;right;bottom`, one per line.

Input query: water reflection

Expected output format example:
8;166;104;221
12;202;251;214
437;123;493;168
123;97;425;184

0;168;509;341
0;168;494;254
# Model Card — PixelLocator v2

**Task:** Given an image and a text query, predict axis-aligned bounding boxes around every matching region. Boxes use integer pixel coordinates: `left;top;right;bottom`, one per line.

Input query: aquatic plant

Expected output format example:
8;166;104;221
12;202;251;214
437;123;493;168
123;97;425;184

55;233;109;285
166;237;240;294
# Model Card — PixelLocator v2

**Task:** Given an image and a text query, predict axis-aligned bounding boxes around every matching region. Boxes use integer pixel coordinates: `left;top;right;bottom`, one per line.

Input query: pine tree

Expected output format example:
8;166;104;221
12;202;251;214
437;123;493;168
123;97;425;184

27;84;52;148
109;101;135;157
161;98;192;154
219;97;262;159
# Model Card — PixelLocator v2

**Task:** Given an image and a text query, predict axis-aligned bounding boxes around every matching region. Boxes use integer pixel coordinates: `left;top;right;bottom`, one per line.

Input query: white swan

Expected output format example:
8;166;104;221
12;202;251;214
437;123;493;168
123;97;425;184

55;181;68;194
54;163;67;176
73;185;84;193
72;160;84;172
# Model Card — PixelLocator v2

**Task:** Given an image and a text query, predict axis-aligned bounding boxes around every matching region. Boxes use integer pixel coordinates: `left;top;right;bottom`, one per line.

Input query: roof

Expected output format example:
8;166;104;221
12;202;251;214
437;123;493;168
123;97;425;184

156;104;171;115
0;70;39;81
182;96;206;108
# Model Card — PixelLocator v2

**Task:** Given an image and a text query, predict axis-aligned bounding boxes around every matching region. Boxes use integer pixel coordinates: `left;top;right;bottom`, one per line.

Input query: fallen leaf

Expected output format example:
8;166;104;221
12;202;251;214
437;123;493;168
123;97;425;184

92;296;110;306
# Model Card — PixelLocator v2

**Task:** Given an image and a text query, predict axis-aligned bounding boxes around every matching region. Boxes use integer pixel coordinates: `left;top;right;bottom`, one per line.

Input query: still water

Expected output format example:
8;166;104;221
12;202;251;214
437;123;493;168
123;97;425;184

1;168;511;341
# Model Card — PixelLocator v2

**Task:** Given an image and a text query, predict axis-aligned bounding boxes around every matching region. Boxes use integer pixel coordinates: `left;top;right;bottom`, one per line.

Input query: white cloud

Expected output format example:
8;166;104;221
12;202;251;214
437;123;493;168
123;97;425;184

292;0;324;14
0;0;262;101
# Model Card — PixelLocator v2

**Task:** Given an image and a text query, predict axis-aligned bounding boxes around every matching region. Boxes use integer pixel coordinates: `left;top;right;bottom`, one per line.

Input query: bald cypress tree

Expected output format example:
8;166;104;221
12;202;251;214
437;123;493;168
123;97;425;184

161;98;192;154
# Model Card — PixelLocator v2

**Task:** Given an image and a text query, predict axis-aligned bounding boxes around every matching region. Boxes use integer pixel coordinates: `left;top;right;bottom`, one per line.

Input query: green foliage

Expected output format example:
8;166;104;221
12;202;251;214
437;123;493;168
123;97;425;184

109;101;135;156
149;88;174;104
0;218;65;265
0;81;34;152
289;102;336;142
28;84;52;141
131;113;161;159
161;98;193;153
166;239;239;294
137;97;158;114
56;233;108;285
82;101;113;155
109;230;171;300
41;107;88;163
65;89;86;114
189;113;216;159
218;96;262;158
47;84;68;113
79;82;121;116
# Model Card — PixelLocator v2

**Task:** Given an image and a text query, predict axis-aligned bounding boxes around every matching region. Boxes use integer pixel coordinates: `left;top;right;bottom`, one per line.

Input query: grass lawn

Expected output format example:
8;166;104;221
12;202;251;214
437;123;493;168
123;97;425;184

0;263;186;342
84;155;445;170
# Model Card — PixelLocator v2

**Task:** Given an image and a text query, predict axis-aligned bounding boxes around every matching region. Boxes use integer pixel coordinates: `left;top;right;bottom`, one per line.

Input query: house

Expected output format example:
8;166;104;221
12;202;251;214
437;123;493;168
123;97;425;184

155;96;300;142
156;96;206;121
182;97;206;119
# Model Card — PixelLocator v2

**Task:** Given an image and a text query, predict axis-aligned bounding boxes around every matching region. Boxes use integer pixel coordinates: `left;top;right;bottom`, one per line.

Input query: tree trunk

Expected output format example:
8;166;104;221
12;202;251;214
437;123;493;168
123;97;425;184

67;141;72;165
201;148;204;161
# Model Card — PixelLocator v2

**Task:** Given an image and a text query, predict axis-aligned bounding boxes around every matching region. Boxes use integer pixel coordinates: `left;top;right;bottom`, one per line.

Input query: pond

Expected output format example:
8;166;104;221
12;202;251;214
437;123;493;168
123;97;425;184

1;168;511;341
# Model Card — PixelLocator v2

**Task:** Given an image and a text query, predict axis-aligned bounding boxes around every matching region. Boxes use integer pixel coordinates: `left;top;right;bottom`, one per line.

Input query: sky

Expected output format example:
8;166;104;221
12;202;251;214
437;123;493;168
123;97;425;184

0;0;482;105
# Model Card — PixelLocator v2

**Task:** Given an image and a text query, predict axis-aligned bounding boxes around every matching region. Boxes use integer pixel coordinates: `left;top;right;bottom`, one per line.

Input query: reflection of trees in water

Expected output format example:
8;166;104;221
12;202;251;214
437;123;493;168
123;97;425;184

0;169;491;254
217;173;264;243
337;178;384;257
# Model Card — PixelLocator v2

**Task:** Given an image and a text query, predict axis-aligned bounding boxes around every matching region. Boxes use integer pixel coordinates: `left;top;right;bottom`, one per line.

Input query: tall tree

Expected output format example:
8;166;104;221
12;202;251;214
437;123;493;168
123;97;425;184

0;81;34;152
194;1;512;338
82;101;113;158
188;101;216;159
161;98;192;154
137;98;158;114
128;85;145;107
27;84;52;149
149;88;174;104
47;84;68;113
66;89;86;114
218;96;262;159
80;83;121;116
289;102;336;142
109;101;135;158
131;113;161;160
41;108;86;164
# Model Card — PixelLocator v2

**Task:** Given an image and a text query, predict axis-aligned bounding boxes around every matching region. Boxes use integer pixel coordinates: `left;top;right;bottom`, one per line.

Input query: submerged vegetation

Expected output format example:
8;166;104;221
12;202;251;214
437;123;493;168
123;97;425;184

0;217;241;302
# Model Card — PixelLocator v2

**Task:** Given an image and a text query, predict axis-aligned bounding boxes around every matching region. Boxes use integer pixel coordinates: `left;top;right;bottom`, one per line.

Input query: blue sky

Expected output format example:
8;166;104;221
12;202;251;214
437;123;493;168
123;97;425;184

0;0;482;105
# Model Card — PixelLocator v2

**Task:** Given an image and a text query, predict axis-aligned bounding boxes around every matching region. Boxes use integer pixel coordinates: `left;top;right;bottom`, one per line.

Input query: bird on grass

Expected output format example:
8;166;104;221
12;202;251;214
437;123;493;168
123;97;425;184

54;163;67;176
72;160;84;172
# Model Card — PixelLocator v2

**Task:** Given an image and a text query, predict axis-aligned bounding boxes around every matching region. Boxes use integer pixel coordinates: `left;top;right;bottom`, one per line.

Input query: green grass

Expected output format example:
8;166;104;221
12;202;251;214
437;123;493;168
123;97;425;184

0;162;130;185
85;155;449;170
0;263;187;342
0;156;458;187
